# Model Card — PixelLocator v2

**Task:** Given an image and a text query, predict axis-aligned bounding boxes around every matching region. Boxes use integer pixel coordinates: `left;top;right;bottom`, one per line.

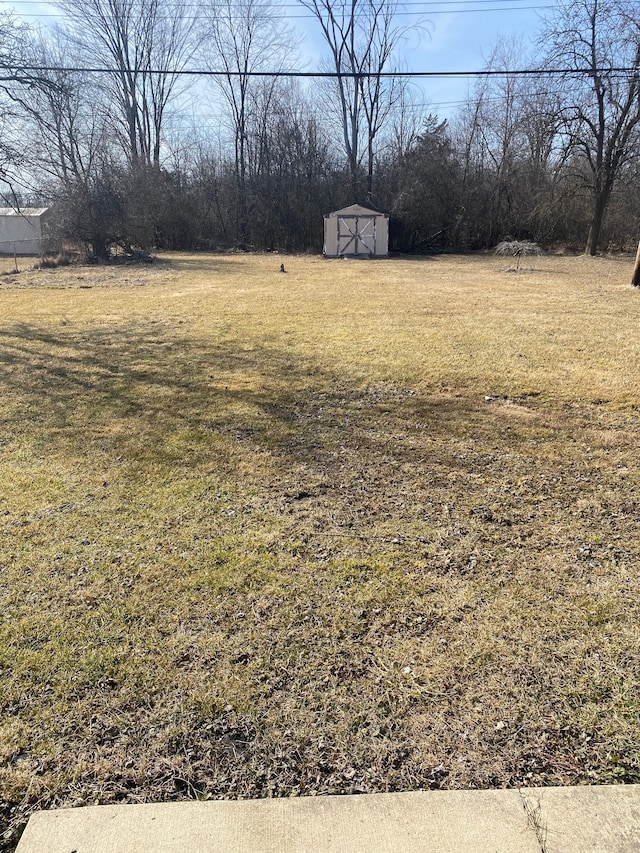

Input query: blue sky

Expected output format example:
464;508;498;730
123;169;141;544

408;3;554;113
292;0;559;117
5;0;559;122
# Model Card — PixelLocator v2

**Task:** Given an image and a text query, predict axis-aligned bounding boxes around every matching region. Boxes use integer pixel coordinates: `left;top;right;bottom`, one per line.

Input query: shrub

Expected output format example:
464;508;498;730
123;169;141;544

495;239;542;271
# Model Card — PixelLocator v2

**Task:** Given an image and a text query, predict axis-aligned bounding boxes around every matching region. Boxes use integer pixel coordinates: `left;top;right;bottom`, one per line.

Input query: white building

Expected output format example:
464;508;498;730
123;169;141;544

323;204;389;258
0;208;51;255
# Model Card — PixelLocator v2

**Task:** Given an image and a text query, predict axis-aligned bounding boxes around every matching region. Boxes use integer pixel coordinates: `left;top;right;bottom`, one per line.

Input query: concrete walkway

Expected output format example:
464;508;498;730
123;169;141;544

16;785;640;853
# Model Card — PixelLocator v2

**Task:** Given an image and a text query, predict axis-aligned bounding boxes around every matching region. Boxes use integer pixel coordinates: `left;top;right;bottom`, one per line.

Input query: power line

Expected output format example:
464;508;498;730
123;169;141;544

14;64;640;78
5;6;554;16
1;0;557;17
170;86;561;121
0;0;555;6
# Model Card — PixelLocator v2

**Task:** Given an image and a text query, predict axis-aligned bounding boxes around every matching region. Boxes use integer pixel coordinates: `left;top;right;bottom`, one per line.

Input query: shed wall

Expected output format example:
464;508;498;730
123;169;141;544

0;212;47;255
324;217;338;256
324;210;389;257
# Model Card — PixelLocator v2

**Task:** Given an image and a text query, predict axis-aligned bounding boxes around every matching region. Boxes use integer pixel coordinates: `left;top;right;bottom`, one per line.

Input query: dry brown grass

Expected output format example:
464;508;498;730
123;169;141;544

2;251;640;847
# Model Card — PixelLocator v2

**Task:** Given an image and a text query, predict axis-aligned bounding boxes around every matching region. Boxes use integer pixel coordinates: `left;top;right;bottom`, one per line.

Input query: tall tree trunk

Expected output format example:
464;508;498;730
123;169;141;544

632;238;640;287
350;157;359;199
585;189;609;256
237;128;249;247
366;133;374;200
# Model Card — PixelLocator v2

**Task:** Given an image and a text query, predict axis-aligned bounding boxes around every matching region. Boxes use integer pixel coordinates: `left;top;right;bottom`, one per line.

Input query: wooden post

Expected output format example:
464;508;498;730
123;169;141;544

633;239;640;287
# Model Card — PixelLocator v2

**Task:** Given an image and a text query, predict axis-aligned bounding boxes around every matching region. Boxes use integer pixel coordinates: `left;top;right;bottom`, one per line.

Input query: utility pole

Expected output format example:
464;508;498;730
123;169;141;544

633;238;640;287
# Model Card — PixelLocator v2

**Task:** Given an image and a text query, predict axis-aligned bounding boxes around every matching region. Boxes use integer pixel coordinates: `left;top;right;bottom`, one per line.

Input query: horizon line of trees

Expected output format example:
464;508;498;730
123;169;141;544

1;0;639;259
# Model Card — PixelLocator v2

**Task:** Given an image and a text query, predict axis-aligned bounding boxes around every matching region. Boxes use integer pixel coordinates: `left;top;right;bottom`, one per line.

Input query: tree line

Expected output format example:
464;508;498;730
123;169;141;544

0;0;639;258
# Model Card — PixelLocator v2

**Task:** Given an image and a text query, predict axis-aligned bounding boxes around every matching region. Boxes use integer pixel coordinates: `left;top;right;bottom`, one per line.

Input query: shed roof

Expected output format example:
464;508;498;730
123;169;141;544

326;203;387;218
0;207;49;217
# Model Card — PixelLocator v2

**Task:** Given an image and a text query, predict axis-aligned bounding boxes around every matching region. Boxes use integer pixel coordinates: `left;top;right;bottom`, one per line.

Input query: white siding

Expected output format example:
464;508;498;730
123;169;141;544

0;208;50;255
323;204;389;258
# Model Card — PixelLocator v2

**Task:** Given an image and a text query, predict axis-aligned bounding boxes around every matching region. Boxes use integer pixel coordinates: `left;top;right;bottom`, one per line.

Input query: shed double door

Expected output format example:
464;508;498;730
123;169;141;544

337;214;376;256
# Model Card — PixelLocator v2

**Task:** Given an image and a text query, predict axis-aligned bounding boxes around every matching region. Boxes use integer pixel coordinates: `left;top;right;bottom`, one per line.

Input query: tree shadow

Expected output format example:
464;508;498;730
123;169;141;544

160;255;251;273
0;317;504;467
0;316;574;541
3;317;640;818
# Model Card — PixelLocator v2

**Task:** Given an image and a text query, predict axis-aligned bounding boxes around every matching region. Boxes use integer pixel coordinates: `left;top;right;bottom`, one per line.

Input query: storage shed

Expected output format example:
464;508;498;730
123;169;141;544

0;207;51;255
324;204;389;258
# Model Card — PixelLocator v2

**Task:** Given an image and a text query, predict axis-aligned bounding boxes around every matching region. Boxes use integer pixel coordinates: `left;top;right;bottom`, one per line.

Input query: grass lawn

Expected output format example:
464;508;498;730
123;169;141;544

1;251;640;844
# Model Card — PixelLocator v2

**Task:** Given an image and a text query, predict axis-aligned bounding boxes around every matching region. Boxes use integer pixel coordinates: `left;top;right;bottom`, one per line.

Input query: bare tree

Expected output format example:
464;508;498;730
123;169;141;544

0;11;55;196
495;238;541;270
541;0;640;255
200;0;296;246
388;82;425;160
299;0;418;200
16;30;106;186
0;11;31;87
454;37;563;245
247;78;335;249
55;0;197;167
463;39;526;244
355;6;409;198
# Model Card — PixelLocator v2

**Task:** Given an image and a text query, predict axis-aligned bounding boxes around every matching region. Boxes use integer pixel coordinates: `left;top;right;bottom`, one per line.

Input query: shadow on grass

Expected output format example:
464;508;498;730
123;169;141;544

5;316;640;556
2;316;640;845
159;255;251;273
0;317;533;481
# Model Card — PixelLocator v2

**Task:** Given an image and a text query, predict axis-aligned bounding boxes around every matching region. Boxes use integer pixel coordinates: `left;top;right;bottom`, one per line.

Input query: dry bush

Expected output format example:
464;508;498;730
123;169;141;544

496;240;542;271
